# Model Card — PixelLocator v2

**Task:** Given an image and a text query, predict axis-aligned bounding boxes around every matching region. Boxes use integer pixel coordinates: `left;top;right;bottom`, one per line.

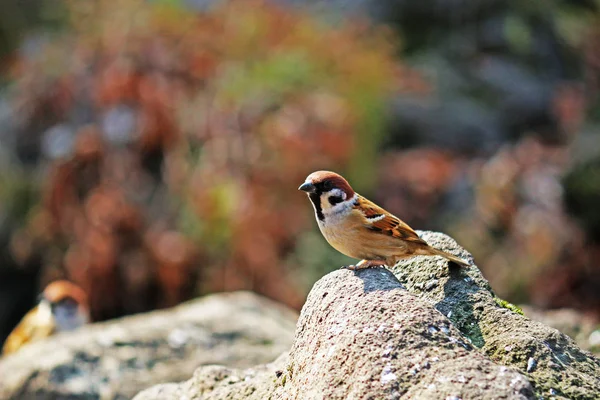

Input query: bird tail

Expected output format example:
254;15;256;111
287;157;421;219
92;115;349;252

426;248;471;267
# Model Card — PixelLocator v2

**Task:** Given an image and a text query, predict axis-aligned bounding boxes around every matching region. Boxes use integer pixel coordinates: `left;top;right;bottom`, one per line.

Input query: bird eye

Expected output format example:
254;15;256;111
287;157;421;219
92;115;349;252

322;180;333;191
328;195;343;205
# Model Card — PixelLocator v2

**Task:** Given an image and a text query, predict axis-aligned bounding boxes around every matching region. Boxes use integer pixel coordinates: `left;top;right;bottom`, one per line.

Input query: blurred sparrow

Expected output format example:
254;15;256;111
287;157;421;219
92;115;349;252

2;280;90;356
299;171;470;270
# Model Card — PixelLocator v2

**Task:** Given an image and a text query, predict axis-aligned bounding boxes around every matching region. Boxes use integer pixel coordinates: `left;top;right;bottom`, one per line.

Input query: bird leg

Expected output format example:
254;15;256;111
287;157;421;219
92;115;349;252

343;259;387;270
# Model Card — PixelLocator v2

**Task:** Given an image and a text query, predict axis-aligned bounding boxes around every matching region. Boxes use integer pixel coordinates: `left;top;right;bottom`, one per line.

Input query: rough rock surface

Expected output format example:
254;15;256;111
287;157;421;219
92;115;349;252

136;267;535;399
391;231;600;400
0;292;297;400
136;231;600;400
521;305;600;357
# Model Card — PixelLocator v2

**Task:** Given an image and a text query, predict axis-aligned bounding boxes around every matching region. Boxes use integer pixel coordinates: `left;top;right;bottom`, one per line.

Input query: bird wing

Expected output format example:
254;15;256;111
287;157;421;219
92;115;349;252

353;195;428;245
2;306;55;355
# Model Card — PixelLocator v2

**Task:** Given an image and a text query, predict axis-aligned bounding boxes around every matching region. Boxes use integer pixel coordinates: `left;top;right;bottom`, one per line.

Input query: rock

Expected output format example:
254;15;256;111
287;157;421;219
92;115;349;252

136;266;535;399
136;231;600;400
391;231;600;400
280;268;533;399
520;305;600;357
0;291;297;400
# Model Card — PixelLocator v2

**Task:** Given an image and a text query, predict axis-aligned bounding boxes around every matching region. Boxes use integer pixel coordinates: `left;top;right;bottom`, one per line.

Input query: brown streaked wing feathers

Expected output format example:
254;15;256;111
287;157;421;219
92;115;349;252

354;195;428;245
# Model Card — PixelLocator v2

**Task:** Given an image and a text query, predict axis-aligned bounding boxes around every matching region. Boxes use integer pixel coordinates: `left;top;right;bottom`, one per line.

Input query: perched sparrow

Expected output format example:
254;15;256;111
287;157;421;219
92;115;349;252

299;171;470;269
2;280;90;356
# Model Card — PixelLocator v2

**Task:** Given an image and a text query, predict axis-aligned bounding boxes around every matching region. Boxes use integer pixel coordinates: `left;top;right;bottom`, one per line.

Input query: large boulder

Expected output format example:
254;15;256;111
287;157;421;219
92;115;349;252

391;231;600;399
0;292;297;400
135;231;600;400
135;266;535;399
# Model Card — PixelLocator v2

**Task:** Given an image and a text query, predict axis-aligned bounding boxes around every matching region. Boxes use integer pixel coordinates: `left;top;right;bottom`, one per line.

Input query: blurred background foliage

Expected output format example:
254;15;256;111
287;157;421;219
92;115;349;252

0;0;599;348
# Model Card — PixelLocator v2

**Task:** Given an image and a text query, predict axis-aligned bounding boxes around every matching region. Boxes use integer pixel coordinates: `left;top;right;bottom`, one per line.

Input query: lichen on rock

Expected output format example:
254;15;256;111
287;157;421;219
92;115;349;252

390;231;600;400
495;297;525;316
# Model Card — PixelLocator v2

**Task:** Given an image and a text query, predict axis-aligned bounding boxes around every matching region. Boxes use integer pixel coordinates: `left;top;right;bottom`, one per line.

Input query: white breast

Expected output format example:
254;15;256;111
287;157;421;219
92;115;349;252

320;195;356;224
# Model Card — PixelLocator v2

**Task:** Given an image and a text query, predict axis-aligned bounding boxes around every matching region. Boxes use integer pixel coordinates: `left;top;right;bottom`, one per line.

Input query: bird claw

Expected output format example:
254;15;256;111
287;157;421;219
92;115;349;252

341;260;387;270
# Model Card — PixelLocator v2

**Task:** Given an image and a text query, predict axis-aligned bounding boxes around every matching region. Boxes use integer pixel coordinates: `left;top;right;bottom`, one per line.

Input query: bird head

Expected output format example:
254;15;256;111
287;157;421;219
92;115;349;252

40;280;90;332
299;171;355;221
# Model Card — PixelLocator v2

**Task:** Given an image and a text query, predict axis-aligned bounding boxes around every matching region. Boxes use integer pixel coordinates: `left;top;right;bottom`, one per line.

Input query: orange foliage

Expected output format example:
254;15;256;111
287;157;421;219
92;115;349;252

8;0;408;316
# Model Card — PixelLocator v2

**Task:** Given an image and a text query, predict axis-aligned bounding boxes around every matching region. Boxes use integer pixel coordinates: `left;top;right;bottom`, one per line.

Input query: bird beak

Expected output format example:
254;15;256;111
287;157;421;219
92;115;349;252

298;181;316;193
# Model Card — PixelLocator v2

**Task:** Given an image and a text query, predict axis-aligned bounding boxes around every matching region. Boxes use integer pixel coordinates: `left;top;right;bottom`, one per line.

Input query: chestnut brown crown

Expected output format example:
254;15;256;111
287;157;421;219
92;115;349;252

42;280;88;308
299;171;355;198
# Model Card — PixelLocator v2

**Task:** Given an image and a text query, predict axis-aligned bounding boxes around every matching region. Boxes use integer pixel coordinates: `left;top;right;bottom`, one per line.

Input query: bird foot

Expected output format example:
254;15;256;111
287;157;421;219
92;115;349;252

342;260;387;271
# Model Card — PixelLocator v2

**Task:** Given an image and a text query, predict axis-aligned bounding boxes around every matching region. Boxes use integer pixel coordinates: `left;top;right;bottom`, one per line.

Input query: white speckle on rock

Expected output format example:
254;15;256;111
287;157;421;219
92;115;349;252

327;345;337;358
431;357;440;362
457;375;466;383
382;344;394;357
427;383;436;390
328;320;347;335
440;326;450;334
377;323;387;334
380;364;397;384
549;388;558;395
168;329;189;348
445;396;461;400
526;357;537;373
510;376;523;387
447;311;453;318
99;326;128;347
505;345;513;352
428;326;439;334
437;376;450;383
96;335;114;348
425;280;438;291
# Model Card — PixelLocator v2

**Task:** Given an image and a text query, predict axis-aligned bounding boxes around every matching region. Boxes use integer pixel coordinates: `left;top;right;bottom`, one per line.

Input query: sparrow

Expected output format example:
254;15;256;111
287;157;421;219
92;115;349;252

2;280;90;356
298;171;470;270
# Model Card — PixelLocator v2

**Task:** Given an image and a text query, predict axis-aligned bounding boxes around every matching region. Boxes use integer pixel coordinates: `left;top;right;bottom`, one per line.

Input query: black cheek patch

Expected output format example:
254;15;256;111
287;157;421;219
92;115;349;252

309;193;324;221
328;196;344;206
